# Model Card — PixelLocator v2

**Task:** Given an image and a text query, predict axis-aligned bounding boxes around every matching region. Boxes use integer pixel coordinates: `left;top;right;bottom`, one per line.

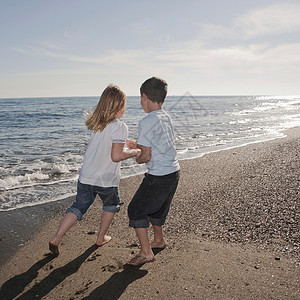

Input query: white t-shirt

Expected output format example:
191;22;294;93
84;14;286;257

79;119;128;187
137;109;180;176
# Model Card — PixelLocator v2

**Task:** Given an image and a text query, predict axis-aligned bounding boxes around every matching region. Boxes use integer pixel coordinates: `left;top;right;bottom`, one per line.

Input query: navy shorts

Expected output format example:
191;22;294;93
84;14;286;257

66;181;120;221
128;171;180;228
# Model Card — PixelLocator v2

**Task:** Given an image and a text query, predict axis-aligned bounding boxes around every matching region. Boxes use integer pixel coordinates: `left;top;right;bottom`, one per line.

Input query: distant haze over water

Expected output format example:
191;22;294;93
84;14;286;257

1;95;299;211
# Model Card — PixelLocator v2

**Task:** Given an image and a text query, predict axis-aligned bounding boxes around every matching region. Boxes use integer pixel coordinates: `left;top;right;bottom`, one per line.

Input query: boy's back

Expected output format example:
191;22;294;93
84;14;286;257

137;109;179;176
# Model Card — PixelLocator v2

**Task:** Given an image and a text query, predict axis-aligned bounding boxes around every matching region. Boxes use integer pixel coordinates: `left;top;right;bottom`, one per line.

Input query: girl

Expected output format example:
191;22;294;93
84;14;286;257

49;84;140;255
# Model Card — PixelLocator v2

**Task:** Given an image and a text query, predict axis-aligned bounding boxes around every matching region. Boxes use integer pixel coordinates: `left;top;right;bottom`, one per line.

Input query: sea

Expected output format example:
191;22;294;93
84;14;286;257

1;94;300;212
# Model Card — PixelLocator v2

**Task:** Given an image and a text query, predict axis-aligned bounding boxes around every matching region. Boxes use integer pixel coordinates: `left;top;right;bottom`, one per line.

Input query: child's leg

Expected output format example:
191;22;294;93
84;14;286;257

138;225;167;249
126;227;154;266
95;211;115;246
49;212;77;254
96;186;120;246
136;228;153;256
151;225;167;249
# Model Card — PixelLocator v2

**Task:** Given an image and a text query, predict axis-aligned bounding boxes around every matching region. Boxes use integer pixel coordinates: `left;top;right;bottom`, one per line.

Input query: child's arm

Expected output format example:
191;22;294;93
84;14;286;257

111;143;141;162
135;145;151;164
126;139;138;149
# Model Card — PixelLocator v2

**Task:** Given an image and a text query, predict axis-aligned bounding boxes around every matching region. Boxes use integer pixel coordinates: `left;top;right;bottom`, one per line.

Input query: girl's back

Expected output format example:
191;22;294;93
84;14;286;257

79;119;128;187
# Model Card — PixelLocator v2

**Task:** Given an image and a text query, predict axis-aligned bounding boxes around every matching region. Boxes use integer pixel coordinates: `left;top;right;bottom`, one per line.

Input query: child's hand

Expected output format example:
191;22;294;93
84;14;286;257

135;149;141;158
126;139;138;149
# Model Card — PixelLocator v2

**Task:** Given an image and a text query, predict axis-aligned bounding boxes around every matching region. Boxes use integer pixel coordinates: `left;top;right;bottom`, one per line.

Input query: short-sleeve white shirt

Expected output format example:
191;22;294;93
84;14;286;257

79;119;128;187
137;109;180;176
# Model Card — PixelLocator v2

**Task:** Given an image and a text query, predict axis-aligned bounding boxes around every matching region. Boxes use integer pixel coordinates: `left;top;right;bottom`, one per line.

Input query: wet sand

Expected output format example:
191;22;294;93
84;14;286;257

0;197;75;266
0;127;299;299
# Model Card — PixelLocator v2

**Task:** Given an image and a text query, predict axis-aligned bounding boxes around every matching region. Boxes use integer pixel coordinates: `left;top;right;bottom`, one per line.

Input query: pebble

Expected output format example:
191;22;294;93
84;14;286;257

87;231;96;235
167;135;300;261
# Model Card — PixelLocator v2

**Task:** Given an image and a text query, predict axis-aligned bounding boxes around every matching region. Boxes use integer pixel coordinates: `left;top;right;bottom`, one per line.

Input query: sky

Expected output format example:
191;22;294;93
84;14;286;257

1;0;300;98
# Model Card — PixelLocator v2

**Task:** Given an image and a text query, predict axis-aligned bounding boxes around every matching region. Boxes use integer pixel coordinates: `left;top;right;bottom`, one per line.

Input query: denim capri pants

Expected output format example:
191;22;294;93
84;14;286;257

128;170;179;228
66;181;120;221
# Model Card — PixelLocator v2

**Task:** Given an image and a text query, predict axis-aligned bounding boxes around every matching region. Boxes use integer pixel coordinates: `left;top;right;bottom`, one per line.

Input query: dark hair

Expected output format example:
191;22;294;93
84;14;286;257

140;77;168;104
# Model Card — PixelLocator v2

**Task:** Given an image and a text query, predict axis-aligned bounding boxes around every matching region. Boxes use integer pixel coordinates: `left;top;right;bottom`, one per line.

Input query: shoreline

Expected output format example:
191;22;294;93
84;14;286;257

0;127;288;213
0;127;299;299
0;128;299;266
0;196;75;266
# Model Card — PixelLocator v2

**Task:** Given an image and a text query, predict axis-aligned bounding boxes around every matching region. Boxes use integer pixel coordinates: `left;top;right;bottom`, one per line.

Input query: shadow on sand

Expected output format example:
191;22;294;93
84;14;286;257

0;254;55;300
82;248;164;300
82;264;148;300
0;244;98;300
0;247;164;300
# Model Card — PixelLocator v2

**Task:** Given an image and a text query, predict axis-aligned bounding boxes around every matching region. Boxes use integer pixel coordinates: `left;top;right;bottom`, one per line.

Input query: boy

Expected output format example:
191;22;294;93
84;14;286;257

126;77;180;266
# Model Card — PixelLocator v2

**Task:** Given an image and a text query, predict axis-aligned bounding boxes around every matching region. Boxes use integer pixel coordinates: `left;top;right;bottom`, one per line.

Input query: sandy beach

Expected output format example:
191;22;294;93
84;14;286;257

0;127;299;299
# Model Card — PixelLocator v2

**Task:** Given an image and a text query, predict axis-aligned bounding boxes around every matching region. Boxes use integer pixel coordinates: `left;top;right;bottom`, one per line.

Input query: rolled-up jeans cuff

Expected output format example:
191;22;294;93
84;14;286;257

103;204;120;213
129;218;149;228
66;207;83;221
149;217;166;226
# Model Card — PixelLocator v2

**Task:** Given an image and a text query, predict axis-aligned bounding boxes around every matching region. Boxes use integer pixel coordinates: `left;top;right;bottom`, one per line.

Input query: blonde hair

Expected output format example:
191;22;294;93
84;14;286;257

85;84;126;132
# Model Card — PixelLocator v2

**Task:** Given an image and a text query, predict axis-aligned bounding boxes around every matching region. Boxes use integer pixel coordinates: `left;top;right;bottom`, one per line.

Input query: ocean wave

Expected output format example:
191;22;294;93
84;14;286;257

1;95;299;211
0;172;50;190
0;172;79;191
0;191;77;212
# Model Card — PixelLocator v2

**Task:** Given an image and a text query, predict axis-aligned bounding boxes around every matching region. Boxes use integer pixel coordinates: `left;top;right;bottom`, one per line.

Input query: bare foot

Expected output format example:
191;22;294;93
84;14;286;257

95;235;112;247
138;241;167;249
150;240;167;249
49;242;59;256
126;253;155;266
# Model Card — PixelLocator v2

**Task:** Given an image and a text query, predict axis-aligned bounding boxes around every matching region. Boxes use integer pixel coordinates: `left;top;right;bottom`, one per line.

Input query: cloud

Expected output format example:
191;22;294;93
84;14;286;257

37;41;62;50
5;40;300;97
10;37;300;78
198;2;300;42
9;1;300;91
153;40;300;80
10;2;300;68
129;18;156;36
10;44;151;66
234;2;300;38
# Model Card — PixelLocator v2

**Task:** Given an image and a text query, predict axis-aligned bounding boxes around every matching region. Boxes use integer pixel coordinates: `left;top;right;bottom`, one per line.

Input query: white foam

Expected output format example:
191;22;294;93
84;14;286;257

0;172;50;190
0;192;77;212
179;131;286;162
177;148;189;155
1;95;299;212
255;95;300;101
0;174;78;191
